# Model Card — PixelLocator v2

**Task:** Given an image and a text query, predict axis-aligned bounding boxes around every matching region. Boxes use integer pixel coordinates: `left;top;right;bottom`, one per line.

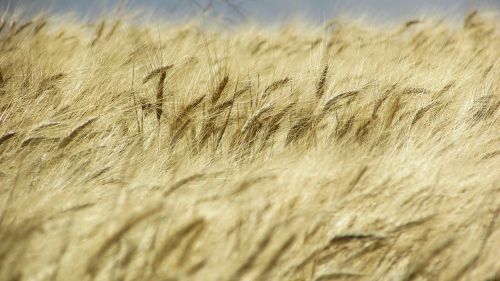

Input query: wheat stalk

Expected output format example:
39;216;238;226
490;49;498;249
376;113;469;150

256;234;296;280
323;90;360;112
211;75;229;104
59;118;97;148
286;116;315;145
262;77;290;99
172;94;205;131
169;118;192;149
0;20;5;33
0;131;16;147
155;72;167;122
14;21;32;35
87;205;162;277
90;20;105;46
105;20;121;39
143;65;174;84
241;103;274;135
228;226;276;281
153;219;205;270
315;65;329;99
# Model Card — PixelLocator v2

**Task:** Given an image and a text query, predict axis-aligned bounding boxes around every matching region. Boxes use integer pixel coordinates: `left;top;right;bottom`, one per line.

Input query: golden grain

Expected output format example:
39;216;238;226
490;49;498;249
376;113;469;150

1;10;499;281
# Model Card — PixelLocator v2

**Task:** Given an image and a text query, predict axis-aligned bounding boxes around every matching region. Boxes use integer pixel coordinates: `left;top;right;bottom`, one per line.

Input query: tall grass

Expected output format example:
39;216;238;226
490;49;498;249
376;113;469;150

0;10;499;281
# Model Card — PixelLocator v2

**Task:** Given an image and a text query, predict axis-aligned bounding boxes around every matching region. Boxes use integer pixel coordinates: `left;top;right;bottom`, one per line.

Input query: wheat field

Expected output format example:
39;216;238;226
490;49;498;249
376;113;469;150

0;9;499;281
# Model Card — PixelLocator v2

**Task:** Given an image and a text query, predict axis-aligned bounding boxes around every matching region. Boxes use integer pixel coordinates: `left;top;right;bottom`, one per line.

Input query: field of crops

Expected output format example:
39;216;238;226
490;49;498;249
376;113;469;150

0;10;499;281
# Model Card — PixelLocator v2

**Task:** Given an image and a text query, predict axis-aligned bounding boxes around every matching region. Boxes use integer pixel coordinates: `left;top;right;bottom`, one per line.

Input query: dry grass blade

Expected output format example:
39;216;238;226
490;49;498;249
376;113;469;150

59;118;97;148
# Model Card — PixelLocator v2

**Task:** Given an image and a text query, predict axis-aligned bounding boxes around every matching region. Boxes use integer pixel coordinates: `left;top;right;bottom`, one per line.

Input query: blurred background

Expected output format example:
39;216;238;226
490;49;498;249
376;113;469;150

1;0;500;23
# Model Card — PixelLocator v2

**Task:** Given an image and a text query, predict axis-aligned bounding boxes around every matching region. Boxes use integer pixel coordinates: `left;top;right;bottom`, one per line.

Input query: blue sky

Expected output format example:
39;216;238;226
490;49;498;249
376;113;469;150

2;0;499;23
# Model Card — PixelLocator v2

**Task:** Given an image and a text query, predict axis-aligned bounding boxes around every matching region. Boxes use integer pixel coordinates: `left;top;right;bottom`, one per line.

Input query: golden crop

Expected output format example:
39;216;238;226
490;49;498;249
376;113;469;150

0;10;499;281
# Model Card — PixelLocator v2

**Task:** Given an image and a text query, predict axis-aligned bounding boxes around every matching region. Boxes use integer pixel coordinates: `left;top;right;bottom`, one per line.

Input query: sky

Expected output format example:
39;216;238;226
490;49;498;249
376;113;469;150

1;0;499;24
